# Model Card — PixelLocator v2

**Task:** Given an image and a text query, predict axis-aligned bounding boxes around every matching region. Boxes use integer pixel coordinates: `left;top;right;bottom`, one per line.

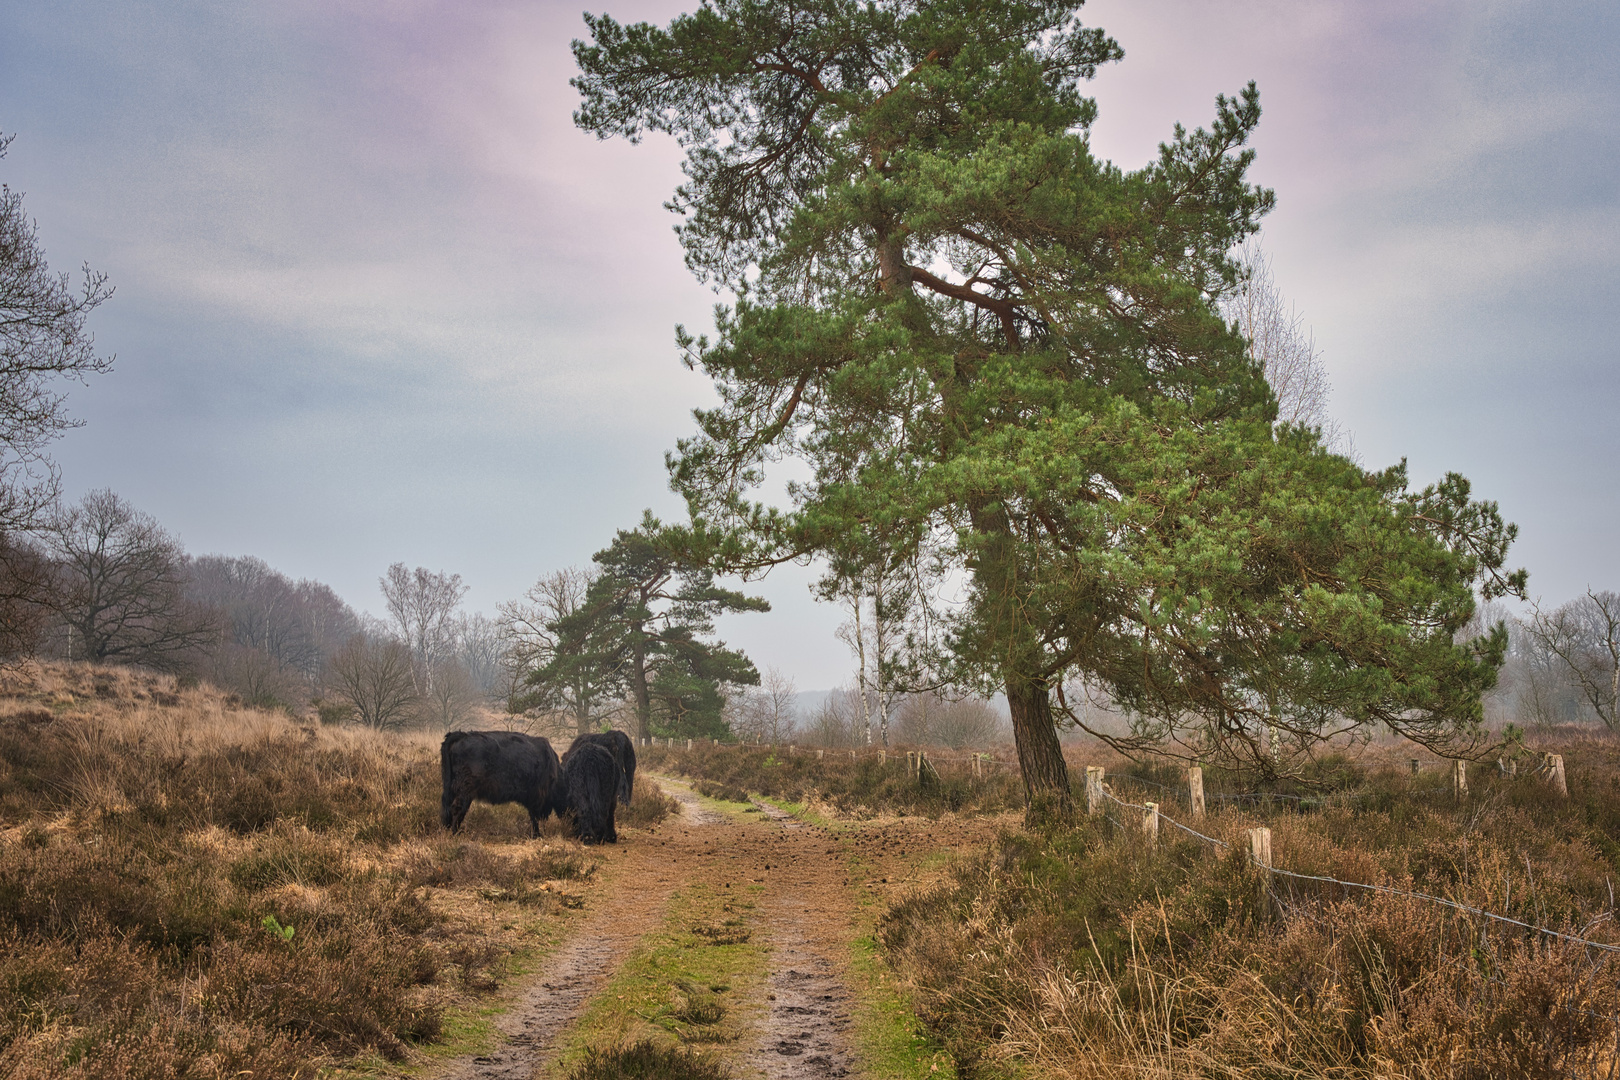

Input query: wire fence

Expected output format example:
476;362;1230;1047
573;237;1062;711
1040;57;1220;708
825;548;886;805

648;737;1560;810
1096;787;1620;955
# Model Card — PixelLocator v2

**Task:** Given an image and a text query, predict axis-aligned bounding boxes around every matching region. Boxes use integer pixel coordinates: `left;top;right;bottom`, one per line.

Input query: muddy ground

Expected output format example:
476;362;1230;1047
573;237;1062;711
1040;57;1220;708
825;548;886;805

429;780;1011;1080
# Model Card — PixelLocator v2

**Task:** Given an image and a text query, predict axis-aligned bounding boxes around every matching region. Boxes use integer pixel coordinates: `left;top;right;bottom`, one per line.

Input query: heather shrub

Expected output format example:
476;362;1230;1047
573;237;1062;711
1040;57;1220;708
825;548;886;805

880;740;1620;1079
640;741;1027;817
0;662;596;1075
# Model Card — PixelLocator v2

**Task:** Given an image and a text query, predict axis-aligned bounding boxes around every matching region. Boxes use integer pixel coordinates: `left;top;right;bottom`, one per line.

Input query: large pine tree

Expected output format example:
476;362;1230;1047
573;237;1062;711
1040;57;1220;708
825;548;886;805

574;0;1524;814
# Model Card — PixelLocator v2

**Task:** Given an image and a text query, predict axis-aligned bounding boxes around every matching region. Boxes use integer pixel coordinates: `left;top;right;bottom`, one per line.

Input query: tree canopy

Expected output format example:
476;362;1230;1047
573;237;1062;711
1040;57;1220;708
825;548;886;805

574;0;1524;810
519;515;768;739
0;132;114;535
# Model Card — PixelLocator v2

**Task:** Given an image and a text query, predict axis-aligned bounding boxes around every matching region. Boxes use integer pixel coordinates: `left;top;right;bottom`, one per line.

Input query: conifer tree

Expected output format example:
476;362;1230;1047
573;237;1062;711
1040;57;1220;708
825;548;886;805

574;0;1524;812
529;514;768;740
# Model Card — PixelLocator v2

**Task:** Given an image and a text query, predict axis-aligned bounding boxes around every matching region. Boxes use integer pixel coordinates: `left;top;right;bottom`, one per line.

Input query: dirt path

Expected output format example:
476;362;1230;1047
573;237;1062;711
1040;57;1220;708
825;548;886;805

742;817;859;1079
435;839;684;1080
429;782;999;1080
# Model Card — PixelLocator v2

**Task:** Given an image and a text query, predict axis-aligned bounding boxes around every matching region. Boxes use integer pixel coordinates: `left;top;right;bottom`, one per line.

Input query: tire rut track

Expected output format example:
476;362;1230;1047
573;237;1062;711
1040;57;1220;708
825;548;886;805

432;814;699;1079
740;806;861;1079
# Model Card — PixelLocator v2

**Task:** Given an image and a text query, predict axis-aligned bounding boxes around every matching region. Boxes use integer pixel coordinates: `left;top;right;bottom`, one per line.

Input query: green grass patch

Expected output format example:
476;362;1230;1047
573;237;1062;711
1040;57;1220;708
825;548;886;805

849;934;956;1080
647;774;763;825
543;880;770;1076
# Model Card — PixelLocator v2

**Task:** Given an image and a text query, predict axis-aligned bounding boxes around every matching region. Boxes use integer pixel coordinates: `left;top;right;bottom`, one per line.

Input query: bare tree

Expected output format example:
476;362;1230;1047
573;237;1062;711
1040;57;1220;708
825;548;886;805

326;632;418;729
1523;590;1620;730
802;687;860;747
894;690;1002;748
38;489;214;669
833;562;910;747
380;563;467;695
728;667;798;745
418;655;481;730
0;533;52;657
499;567;622;733
1224;242;1348;451
187;554;360;695
453;611;508;700
208;642;302;708
0;133;115;537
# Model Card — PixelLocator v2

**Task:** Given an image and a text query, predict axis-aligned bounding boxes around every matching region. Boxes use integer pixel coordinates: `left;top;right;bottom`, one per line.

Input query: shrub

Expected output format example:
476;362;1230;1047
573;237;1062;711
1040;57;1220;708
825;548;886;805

879;741;1620;1079
619;772;681;829
0;662;589;1076
639;742;1027;818
565;1039;732;1080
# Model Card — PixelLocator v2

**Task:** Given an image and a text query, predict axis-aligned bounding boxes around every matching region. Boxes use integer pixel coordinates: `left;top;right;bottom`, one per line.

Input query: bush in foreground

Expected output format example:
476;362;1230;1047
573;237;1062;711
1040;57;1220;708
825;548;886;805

0;662;596;1077
566;1038;732;1080
881;742;1620;1079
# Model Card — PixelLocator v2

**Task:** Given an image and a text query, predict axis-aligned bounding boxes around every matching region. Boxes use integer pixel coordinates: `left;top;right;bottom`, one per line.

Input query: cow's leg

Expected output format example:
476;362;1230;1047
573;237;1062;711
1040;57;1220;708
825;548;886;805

449;794;472;834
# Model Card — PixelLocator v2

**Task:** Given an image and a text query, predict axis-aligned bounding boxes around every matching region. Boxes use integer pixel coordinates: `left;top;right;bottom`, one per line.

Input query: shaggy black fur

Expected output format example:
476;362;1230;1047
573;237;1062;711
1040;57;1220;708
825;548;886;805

439;730;560;838
555;741;620;844
570;730;637;805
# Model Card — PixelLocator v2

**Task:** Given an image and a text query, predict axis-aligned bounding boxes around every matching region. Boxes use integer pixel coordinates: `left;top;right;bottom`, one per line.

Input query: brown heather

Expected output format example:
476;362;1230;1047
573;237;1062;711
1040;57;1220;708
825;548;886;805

0;661;649;1079
877;737;1620;1080
638;741;1029;818
646;734;1620;1077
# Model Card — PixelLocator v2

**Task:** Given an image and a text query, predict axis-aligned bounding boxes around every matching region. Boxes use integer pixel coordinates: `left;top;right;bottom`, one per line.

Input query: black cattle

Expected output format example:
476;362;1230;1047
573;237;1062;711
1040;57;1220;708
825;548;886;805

555;741;619;844
570;730;637;805
439;730;560;838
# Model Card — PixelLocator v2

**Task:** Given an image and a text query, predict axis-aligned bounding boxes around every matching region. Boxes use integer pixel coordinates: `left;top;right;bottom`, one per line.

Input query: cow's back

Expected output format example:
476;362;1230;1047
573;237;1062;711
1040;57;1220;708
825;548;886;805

443;730;557;803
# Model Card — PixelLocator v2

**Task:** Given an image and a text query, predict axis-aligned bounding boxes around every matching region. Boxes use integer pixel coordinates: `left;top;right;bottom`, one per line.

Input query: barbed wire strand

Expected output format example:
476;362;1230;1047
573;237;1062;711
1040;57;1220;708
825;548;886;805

1097;789;1620;955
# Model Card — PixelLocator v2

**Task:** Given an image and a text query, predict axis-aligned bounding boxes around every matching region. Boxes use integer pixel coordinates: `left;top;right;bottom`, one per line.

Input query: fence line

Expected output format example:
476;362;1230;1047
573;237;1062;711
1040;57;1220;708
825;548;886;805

1096;787;1620;955
647;736;1613;954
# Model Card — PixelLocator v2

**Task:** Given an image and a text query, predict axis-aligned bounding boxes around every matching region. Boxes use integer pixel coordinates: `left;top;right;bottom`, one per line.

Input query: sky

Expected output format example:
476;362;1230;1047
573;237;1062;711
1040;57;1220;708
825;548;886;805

2;0;1616;691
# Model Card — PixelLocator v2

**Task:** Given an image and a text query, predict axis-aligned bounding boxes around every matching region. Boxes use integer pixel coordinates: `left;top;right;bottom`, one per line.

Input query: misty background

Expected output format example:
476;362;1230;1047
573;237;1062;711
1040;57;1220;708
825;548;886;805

2;0;1615;717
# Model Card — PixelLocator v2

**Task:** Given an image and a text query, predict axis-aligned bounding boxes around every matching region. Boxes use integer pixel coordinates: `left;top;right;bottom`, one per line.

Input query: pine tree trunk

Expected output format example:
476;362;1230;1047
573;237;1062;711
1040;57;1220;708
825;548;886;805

1005;672;1072;823
969;501;1073;822
630;639;652;740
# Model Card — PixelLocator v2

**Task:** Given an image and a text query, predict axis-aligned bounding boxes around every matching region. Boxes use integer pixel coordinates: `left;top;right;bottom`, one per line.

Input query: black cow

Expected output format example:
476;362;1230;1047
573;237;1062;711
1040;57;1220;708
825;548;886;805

570;730;637;806
555;741;620;844
439;730;560;838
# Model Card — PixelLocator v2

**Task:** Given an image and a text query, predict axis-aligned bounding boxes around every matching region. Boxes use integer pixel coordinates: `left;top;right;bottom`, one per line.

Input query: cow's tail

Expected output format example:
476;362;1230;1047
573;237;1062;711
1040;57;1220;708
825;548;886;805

439;731;468;828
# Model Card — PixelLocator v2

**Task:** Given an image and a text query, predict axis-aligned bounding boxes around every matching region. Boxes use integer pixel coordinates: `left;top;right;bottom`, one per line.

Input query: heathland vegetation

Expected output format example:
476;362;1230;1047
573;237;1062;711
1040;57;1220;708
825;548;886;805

0;661;676;1077
4;2;1620;1077
643;731;1620;1078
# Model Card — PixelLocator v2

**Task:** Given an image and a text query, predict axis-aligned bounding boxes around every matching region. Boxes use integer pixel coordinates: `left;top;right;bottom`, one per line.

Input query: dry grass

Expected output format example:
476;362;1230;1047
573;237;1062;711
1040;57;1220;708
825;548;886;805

621;772;682;830
879;731;1620;1079
0;661;601;1078
639;742;1028;818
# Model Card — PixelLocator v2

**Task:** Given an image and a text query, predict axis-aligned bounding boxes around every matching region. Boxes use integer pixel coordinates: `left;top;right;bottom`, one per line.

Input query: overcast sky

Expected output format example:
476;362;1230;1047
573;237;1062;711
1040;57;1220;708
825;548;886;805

3;0;1615;690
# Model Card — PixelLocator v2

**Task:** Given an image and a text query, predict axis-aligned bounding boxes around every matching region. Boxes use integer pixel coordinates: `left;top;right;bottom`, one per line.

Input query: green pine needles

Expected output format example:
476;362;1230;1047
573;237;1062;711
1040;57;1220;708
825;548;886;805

572;0;1526;807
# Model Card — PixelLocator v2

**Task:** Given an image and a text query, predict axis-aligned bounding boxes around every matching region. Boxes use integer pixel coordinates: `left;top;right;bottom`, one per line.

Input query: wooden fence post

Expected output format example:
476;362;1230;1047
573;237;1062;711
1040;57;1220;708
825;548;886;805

1409;759;1421;775
1188;766;1205;818
850;751;856;763
973;753;983;780
816;749;824;760
686;739;693;751
1085;766;1104;816
1547;754;1568;797
1143;802;1159;845
1452;759;1468;800
1247;826;1272;869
